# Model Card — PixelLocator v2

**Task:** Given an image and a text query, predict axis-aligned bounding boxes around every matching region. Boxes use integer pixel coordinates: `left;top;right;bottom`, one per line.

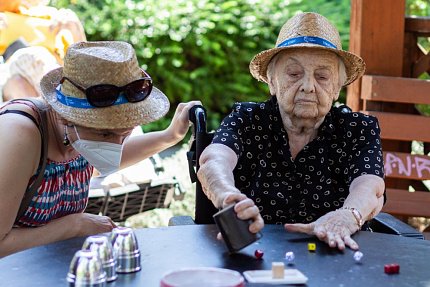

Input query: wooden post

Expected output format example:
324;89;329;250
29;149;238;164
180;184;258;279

346;0;405;111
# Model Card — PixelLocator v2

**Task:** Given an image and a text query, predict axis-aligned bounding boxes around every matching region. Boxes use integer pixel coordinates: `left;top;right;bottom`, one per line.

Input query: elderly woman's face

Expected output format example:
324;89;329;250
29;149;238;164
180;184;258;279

268;49;342;120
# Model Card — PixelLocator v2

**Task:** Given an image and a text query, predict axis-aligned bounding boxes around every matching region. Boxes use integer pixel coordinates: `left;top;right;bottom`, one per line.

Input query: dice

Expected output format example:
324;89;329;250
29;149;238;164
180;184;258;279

254;249;264;259
308;243;316;252
285;251;295;263
353;251;363;262
384;263;400;274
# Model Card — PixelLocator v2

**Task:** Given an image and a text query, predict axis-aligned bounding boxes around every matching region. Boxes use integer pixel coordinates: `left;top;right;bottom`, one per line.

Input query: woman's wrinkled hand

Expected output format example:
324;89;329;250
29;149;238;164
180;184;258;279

166;101;202;143
284;209;360;250
220;192;264;234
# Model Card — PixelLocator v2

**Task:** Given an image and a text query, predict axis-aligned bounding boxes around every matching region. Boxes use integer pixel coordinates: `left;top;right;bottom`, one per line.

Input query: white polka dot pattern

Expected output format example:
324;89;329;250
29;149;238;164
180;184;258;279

212;97;384;224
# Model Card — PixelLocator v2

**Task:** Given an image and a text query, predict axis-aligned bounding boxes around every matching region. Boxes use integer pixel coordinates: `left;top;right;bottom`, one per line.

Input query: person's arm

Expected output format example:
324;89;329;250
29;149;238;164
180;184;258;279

198;144;239;207
0;111;115;258
0;112;42;253
198;144;264;234
0;213;115;258
343;174;385;222
120;101;201;168
3;74;39;101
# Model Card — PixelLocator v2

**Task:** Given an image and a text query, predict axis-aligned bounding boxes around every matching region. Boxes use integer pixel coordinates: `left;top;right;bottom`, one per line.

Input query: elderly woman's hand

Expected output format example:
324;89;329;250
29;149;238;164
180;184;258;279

166;101;202;143
221;192;265;234
284;209;360;250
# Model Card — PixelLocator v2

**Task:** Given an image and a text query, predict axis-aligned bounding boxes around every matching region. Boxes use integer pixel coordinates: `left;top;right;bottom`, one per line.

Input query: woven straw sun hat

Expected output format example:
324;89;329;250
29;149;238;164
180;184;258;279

40;41;169;129
249;12;365;86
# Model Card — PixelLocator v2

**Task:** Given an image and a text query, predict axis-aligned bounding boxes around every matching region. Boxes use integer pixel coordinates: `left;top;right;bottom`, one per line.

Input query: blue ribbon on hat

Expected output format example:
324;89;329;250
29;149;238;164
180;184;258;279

55;85;128;109
277;36;337;49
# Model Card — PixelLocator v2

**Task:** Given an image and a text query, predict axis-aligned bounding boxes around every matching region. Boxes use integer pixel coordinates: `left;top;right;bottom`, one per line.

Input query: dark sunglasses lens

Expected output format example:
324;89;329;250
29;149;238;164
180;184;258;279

87;85;120;107
125;79;152;103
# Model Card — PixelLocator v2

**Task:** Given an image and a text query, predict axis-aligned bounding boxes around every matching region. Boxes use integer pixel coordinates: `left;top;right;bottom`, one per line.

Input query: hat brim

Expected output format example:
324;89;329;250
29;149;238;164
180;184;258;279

40;67;170;129
249;44;365;86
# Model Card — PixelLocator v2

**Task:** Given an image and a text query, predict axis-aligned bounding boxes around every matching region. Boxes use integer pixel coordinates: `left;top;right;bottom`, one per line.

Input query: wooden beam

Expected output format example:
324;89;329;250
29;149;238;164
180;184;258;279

361;75;430;105
347;0;405;111
382;188;430;217
405;16;430;34
362;111;430;142
413;51;430;78
384;151;430;180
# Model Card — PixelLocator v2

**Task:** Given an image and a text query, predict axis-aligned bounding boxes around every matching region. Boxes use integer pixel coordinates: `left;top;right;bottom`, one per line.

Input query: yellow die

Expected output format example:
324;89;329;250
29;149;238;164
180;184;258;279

308;243;316;252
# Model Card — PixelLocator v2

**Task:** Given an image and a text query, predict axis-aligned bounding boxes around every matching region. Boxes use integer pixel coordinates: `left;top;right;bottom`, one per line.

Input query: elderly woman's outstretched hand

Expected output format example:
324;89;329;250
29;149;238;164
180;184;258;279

284;209;360;250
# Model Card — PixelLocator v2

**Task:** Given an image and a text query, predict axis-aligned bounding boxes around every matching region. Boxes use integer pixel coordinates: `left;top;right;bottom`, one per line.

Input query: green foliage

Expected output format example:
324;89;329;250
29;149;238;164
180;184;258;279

406;0;430;115
407;0;430;15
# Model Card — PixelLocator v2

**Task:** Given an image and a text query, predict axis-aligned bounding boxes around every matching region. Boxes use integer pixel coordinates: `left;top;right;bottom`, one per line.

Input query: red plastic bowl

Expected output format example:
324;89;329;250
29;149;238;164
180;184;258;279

160;267;245;287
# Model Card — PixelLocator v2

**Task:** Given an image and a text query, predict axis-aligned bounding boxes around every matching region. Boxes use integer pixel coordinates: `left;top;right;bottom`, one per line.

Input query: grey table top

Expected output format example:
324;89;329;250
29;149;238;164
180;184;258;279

0;224;429;287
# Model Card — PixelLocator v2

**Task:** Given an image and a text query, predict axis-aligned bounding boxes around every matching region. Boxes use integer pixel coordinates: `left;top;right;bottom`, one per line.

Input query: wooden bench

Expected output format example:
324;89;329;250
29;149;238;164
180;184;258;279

86;179;178;223
361;75;430;219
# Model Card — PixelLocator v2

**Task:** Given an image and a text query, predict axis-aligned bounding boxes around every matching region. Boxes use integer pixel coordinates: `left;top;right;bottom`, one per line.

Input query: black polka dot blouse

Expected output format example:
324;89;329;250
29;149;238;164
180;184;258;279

212;97;385;224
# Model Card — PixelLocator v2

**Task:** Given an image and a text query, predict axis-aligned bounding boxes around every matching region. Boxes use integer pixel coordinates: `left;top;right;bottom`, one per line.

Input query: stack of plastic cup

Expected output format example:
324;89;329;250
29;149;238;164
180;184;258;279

110;227;141;273
66;249;107;287
82;236;117;282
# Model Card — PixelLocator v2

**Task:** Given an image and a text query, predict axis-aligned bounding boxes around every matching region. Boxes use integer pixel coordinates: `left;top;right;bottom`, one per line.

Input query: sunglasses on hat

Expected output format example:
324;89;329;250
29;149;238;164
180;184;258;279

60;69;153;108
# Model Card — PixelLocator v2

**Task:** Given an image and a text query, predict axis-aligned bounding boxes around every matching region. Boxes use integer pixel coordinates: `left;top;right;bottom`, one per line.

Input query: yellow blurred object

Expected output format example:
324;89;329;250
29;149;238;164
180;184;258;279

0;11;55;54
0;4;86;63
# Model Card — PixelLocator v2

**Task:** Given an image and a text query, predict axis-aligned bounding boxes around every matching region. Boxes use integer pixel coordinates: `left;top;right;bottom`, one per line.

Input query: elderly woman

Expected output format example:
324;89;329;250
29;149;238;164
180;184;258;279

198;12;385;250
0;41;200;257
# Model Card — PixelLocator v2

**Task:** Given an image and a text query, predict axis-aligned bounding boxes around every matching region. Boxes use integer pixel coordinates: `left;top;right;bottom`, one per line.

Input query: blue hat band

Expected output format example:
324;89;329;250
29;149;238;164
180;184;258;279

277;36;337;49
55;85;128;109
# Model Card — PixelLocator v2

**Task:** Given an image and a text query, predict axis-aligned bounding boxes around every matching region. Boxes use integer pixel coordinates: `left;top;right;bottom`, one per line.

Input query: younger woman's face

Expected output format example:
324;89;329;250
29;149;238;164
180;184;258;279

69;126;134;145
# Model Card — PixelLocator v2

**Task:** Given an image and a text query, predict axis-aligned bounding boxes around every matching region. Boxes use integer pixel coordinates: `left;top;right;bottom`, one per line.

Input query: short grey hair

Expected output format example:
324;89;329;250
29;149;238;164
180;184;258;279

266;50;347;87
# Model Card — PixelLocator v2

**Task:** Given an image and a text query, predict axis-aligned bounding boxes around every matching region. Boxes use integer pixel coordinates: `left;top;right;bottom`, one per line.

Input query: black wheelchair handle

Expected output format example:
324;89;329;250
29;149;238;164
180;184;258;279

189;105;207;133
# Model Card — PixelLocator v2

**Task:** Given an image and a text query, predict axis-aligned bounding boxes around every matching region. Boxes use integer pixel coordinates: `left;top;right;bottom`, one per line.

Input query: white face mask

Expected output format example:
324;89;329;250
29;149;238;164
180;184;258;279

70;126;123;177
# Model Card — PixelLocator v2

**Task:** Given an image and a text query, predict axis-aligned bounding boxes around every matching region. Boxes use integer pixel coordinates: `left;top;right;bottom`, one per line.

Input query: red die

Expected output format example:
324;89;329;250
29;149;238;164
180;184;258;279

384;263;400;274
254;249;264;259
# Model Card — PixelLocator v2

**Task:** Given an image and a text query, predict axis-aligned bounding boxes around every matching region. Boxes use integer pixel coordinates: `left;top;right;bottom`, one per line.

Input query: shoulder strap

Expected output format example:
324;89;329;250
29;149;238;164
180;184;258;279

0;110;39;127
1;99;49;223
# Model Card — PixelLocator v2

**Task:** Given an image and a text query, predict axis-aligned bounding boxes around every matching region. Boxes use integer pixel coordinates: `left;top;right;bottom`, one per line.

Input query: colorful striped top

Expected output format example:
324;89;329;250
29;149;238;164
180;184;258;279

0;100;93;227
15;155;93;227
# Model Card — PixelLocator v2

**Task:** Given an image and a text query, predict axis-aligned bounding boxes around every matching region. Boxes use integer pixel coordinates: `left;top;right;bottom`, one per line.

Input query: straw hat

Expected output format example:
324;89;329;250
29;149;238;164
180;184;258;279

40;41;170;129
249;12;365;86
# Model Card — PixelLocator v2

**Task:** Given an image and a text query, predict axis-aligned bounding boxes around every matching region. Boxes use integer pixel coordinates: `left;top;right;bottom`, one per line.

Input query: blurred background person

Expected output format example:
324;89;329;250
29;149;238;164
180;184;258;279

0;0;86;63
0;44;59;103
